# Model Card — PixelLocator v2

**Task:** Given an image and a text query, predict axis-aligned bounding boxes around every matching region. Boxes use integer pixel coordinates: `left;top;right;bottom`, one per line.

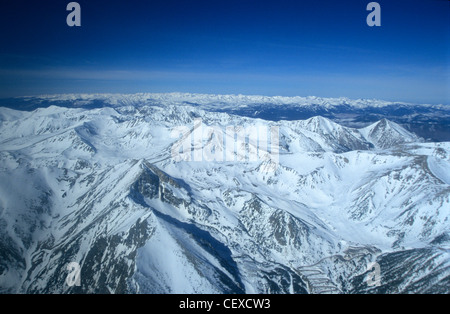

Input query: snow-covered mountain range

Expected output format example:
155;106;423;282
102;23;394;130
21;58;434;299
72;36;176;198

1;93;449;141
0;94;448;294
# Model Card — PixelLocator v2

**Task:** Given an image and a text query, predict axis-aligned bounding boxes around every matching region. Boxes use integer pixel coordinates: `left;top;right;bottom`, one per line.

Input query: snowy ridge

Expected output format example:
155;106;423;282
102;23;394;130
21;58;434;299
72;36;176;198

0;101;448;294
4;92;447;142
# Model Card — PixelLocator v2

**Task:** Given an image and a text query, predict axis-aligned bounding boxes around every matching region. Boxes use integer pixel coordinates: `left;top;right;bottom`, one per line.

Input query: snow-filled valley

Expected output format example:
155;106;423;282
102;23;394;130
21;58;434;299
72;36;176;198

0;94;448;294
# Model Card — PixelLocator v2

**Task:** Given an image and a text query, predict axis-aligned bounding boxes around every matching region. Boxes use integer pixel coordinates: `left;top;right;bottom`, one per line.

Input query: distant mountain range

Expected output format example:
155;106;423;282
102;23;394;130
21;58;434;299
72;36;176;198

0;93;449;141
0;94;448;294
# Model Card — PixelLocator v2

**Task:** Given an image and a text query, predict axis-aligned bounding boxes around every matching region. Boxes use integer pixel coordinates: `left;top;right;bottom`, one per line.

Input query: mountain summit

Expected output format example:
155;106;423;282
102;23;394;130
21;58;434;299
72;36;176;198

361;119;420;149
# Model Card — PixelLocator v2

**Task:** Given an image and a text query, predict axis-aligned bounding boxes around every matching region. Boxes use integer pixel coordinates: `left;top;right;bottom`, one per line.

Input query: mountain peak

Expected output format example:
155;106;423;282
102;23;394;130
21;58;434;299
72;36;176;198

303;116;339;133
360;118;420;149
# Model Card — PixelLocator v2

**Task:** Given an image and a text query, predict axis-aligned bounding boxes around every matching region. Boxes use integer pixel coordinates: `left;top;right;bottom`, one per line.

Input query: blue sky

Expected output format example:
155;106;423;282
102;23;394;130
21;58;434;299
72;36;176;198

0;0;449;104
